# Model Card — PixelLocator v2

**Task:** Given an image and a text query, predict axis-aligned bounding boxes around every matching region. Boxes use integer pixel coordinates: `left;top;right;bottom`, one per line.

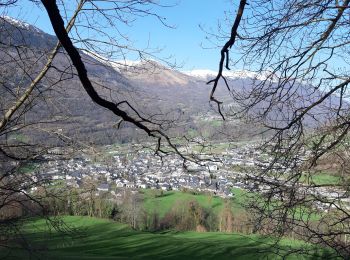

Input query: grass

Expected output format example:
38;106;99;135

229;187;323;222
1;216;335;260
142;188;322;223
19;163;38;173
142;190;226;217
9;133;29;143
300;172;342;185
208;119;223;128
142;188;248;218
142;187;322;217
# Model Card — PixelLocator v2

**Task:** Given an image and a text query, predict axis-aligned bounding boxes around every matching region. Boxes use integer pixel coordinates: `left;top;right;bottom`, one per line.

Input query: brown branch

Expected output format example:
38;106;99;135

208;0;247;119
0;0;84;132
41;0;156;137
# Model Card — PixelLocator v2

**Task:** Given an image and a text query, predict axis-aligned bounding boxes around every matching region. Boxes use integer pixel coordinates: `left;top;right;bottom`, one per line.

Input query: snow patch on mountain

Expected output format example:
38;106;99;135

183;69;279;82
81;50;143;71
184;69;218;78
82;49;280;84
1;16;42;33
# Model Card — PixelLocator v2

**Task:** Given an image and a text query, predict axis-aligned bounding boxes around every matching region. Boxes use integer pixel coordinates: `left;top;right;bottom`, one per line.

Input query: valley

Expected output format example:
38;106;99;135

1;8;350;259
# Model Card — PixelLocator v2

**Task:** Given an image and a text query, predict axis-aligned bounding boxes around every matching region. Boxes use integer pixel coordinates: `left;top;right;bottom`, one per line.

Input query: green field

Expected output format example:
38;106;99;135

144;190;223;217
1;216;334;260
142;188;246;217
19;163;38;173
301;172;342;185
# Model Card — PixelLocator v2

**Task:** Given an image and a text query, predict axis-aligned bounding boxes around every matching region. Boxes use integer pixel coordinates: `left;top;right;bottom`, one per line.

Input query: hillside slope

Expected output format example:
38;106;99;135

1;216;334;260
0;16;256;145
1;16;341;146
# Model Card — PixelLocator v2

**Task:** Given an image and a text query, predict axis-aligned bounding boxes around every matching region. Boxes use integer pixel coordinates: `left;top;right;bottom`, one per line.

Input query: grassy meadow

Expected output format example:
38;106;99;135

142;189;243;217
1;216;335;260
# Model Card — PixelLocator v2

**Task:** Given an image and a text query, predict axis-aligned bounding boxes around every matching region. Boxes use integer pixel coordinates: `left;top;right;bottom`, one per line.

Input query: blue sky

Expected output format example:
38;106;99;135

5;0;234;71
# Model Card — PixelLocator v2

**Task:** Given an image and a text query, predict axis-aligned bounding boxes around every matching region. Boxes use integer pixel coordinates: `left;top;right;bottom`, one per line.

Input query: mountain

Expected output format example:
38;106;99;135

183;69;279;83
0;16;56;49
118;60;197;87
1;16;340;147
1;16;252;146
0;16;141;145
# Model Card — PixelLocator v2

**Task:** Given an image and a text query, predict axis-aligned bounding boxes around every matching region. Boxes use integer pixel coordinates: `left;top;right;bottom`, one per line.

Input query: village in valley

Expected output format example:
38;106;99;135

30;143;264;198
27;142;350;212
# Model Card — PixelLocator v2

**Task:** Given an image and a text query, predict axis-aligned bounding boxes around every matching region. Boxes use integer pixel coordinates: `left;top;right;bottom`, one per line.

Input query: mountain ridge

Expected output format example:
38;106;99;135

0;16;244;145
1;16;342;146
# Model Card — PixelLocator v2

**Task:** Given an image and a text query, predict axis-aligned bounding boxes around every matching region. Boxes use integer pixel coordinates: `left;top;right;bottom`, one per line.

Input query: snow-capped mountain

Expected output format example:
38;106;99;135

183;69;279;83
1;16;43;33
182;69;218;79
1;15;343;144
81;50;197;87
1;16;233;145
0;15;56;50
81;50;144;72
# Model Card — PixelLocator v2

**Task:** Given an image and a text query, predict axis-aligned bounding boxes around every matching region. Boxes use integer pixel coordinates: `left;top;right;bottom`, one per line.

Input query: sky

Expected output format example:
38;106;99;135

5;0;235;71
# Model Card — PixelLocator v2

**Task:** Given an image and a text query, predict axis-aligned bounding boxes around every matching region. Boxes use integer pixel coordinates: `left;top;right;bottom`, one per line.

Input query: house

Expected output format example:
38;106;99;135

223;190;234;198
138;183;148;189
172;183;180;191
125;181;135;188
97;183;109;192
160;183;171;191
71;171;81;179
208;164;218;172
52;174;63;180
116;180;124;188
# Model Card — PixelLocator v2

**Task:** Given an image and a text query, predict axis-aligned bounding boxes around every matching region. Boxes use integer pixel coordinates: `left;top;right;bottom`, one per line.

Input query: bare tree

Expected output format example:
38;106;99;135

0;1;88;252
0;0;186;252
210;0;350;258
